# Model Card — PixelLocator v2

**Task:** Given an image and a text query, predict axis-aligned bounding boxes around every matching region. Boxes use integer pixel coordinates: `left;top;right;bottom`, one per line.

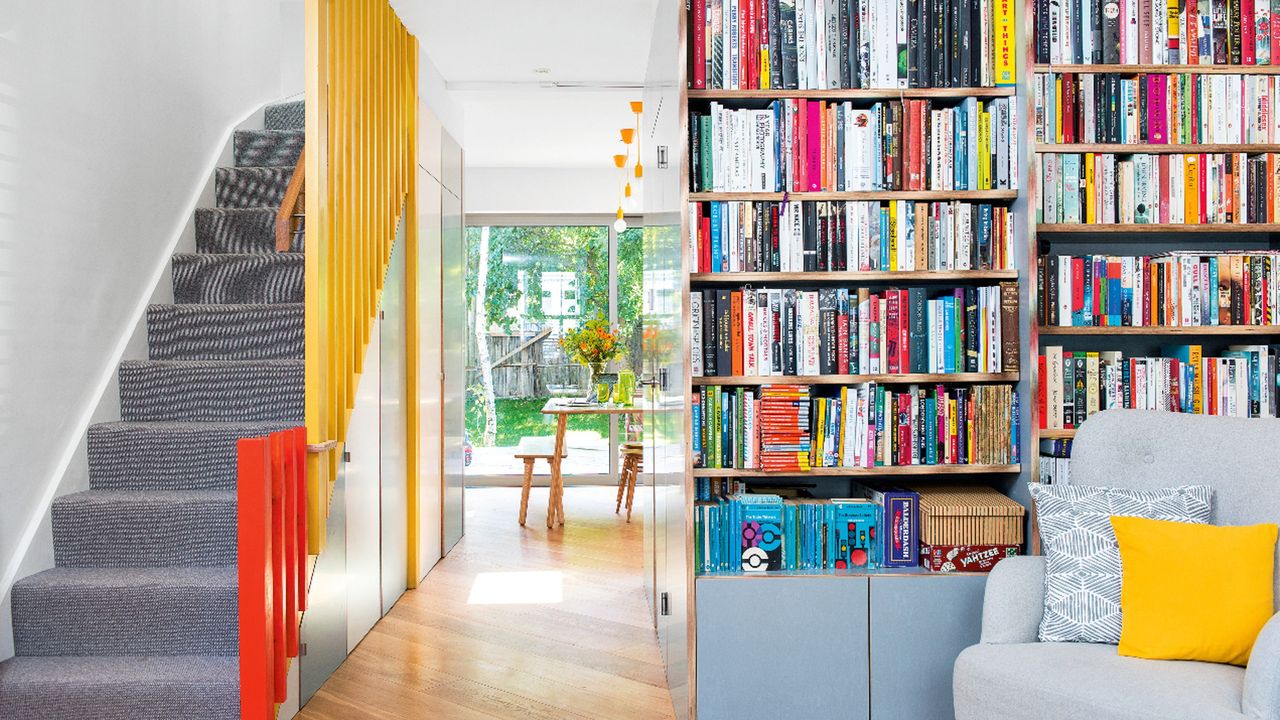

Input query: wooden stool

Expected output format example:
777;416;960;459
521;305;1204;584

514;437;566;527
616;442;643;522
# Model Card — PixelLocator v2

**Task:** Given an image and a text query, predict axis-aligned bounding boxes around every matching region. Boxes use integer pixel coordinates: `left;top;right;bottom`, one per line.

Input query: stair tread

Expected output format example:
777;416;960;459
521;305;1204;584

92;419;297;432
15;566;235;590
172;252;304;260
54;489;236;506
264;99;305;131
0;655;238;686
120;358;303;368
149;302;304;311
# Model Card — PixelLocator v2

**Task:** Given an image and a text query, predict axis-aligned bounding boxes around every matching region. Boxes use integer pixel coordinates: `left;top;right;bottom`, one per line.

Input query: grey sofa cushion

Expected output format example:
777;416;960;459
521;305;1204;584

954;642;1245;720
1030;483;1213;644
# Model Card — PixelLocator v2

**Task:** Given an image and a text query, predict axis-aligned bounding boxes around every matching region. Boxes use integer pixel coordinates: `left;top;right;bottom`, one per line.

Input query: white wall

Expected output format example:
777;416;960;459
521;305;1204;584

0;1;300;655
465;166;638;214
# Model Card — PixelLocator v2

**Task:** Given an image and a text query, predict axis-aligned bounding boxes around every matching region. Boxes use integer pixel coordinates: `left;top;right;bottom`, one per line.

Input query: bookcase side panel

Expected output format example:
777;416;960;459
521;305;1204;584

868;574;987;720
695;577;871;720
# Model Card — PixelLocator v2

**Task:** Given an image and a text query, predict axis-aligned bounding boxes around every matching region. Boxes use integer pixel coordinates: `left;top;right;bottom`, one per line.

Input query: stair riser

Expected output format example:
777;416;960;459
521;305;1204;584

0;686;238;720
172;255;303;305
265;100;304;131
148;305;303;361
234;130;303;168
215;167;292;209
118;362;304;423
88;423;291;491
12;585;237;656
52;500;235;567
195;208;303;254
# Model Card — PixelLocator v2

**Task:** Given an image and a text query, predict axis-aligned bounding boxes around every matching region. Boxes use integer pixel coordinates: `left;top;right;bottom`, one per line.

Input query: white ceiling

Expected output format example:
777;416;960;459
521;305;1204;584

392;0;659;169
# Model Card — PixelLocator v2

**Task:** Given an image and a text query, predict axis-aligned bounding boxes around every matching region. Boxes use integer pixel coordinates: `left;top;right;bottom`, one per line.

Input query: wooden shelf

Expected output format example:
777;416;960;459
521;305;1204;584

688;87;1017;100
693;373;1019;386
689;270;1019;283
1038;428;1077;440
1036;143;1280;154
690;190;1018;202
1034;63;1280;75
1037;223;1280;234
1039;325;1280;336
693;464;1020;477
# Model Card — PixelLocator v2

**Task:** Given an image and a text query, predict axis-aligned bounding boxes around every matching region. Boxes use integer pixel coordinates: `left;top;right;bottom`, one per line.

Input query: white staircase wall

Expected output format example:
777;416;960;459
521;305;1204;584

0;1;301;658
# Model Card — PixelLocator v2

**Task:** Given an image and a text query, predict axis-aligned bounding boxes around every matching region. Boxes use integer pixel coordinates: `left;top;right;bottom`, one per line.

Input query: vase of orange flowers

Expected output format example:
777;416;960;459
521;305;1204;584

560;315;625;402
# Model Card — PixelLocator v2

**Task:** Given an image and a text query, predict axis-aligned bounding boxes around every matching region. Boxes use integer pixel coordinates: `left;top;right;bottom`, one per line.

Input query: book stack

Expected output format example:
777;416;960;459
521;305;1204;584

689;200;1016;272
688;0;1017;90
690;284;1020;377
695;494;882;574
689;98;1020;193
1035;72;1280;145
1038;345;1280;428
694;382;1019;468
1034;0;1280;66
1038;152;1280;224
759;384;813;470
1037;252;1280;327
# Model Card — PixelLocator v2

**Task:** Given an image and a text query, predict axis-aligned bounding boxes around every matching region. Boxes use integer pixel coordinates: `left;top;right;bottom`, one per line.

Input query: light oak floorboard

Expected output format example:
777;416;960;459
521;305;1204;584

296;487;675;720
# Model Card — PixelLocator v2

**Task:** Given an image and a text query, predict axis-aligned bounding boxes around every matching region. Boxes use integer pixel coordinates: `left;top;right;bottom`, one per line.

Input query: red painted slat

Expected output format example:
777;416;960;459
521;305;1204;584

237;437;274;720
269;432;288;703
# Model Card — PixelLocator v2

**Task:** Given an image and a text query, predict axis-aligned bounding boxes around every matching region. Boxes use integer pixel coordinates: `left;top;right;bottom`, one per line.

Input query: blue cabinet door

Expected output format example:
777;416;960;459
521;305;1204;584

696;577;870;720
869;574;987;720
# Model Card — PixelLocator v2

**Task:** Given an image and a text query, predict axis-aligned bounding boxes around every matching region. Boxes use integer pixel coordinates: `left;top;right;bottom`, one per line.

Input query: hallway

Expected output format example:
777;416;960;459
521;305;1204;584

296;487;676;720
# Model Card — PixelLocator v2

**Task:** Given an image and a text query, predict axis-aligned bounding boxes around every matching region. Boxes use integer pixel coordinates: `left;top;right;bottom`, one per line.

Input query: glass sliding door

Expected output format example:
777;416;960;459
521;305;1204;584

464;218;639;481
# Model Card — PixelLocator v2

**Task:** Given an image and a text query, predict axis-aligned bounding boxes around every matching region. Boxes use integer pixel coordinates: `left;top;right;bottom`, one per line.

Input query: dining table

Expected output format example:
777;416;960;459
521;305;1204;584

539;398;646;527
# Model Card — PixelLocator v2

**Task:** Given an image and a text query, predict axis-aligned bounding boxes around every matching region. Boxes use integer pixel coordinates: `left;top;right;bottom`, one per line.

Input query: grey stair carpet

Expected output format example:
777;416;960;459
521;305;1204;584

215;166;293;208
88;421;294;491
118;359;304;423
52;491;236;567
12;567;238;656
0;98;305;718
147;303;303;360
172;253;304;304
234;129;304;167
265;99;304;131
0;656;239;719
195;207;303;254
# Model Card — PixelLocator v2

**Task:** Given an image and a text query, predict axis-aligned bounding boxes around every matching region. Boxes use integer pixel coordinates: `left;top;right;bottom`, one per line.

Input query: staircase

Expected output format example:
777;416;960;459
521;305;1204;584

0;100;307;719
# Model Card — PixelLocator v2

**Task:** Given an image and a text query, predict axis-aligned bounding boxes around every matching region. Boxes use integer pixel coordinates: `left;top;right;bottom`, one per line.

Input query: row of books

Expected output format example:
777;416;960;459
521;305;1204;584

1034;0;1280;66
688;200;1017;273
688;0;1017;91
1038;345;1280;428
689;285;1020;377
695;494;883;572
1037;152;1280;225
1034;72;1280;145
689;98;1020;193
1038;439;1073;484
693;383;1020;469
1037;252;1280;327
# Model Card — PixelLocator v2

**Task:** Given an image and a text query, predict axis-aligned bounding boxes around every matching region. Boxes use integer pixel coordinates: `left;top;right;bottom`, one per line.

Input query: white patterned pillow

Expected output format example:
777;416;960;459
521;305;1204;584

1029;484;1213;644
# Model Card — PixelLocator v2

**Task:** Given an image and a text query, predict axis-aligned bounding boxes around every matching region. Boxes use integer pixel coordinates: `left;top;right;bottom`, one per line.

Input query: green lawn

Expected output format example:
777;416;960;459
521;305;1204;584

466;397;609;447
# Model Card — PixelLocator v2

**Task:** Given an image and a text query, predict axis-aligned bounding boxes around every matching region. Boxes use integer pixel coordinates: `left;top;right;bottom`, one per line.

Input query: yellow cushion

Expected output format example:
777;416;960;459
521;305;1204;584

1111;516;1278;666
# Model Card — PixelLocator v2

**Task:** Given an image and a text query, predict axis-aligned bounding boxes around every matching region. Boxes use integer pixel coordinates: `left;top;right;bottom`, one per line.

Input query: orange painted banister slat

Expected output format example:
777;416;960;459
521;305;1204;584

280;431;299;659
293;427;308;612
236;437;274;720
268;433;288;703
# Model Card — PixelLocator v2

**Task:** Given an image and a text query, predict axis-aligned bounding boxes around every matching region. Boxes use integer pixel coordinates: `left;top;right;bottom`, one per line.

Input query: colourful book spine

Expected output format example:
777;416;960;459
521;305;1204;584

1148;75;1169;144
693;0;707;89
806;100;822;191
1245;0;1259;64
994;0;1017;85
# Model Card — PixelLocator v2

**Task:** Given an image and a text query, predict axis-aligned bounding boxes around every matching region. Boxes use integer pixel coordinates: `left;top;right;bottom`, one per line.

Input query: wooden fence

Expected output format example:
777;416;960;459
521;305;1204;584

467;332;591;398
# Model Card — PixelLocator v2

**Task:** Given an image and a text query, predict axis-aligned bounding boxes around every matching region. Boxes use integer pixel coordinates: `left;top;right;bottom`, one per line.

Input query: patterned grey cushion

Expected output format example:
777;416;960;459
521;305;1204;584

1029;483;1213;644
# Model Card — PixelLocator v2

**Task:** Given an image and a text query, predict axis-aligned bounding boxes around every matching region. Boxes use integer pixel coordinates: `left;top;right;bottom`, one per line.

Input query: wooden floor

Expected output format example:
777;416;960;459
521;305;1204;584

296;486;675;720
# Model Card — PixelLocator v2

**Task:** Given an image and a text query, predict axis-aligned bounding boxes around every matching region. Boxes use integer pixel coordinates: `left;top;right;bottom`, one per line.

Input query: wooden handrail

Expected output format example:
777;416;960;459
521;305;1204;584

275;146;306;252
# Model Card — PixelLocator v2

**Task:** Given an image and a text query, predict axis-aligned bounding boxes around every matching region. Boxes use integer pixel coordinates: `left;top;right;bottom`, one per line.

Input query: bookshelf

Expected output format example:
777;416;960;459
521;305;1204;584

1028;2;1280;485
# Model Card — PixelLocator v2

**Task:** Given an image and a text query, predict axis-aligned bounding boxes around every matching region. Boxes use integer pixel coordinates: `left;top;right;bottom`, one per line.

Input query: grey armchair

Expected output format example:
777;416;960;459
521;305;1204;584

954;409;1280;720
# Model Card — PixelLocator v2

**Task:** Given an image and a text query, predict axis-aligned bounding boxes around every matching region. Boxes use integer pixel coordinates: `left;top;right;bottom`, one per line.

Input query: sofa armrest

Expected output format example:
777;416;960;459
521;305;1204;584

1244;612;1280;720
979;555;1046;644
